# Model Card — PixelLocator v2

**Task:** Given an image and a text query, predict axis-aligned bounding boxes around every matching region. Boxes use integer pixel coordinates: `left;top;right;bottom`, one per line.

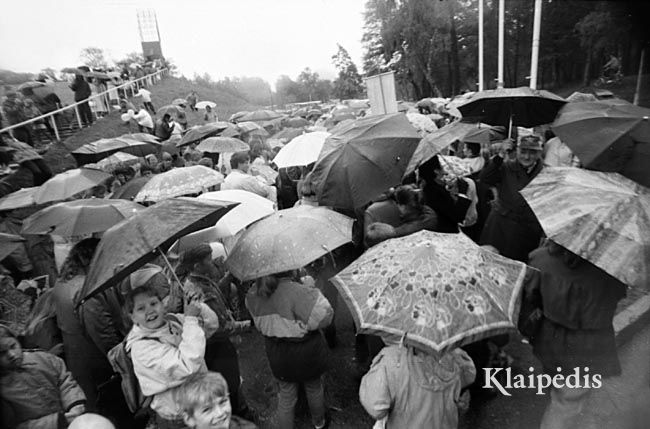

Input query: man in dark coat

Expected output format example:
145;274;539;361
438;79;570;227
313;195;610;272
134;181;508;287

69;74;93;126
479;135;544;262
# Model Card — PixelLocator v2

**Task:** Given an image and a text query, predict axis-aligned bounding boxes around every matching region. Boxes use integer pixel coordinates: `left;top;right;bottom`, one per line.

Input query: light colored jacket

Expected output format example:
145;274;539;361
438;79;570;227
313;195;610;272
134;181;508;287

360;345;476;429
125;305;218;420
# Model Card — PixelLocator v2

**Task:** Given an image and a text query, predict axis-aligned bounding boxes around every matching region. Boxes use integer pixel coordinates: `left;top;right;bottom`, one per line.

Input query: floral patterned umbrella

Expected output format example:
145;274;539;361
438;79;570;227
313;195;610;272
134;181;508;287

520;167;650;289
134;166;224;203
196;137;249;154
34;168;112;204
331;230;535;353
226;206;354;281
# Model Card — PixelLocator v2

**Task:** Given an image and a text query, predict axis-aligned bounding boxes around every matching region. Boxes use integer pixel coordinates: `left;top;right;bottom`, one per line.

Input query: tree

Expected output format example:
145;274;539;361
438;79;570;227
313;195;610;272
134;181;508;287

80;47;109;70
332;44;364;99
297;68;320;101
40;68;59;81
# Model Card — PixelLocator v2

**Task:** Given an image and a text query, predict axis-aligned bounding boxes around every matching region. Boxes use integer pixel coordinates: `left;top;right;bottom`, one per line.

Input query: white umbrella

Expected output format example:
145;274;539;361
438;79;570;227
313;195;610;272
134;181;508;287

272;131;331;168
196;101;217;110
196;190;275;237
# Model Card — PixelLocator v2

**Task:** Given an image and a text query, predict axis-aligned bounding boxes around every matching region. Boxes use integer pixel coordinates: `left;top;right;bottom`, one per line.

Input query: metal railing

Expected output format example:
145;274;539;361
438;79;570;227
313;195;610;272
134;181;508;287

0;68;169;142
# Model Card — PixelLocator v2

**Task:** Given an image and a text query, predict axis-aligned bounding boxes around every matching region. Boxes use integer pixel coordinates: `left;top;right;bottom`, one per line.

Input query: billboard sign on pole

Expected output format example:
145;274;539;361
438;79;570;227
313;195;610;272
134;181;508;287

364;71;397;115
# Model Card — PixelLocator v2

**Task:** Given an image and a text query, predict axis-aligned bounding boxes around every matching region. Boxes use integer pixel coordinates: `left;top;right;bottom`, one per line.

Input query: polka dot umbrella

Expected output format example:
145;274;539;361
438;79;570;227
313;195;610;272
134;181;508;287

226;205;354;281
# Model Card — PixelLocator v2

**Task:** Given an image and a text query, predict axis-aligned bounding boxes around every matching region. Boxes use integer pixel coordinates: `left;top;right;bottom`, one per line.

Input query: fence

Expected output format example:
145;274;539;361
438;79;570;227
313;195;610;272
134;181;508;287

0;68;169;142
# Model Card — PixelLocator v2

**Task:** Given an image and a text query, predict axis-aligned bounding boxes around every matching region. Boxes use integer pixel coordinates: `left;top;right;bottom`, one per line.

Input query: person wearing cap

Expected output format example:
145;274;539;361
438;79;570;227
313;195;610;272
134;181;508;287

479;134;544;262
1;91;33;145
154;113;175;140
179;244;251;416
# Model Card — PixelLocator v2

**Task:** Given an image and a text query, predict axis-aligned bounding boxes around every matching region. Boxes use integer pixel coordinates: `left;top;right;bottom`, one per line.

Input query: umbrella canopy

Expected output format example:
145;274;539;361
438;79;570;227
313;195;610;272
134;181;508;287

331;230;535;353
77;198;237;304
95;152;140;172
237;121;265;134
196;137;249;154
406;112;438;135
34;168;112;204
457;87;567;128
226;206;353;281
331;105;354;117
162;136;182;155
286;117;310;128
229;111;250;123
194;189;276;238
0;233;26;261
520;167;650;289
271;128;304;143
307;109;323;118
405;121;491;175
292;108;309;117
22;199;143;237
84;71;110;80
551;102;650;187
119;133;161;145
272;131;330;168
157;105;184;118
134;166;225;203
0;187;39;211
462;126;506;145
566;92;599;103
172;98;188;107
17;81;47;91
178;123;229;147
72;137;157;165
196;101;217;110
239;110;282;122
111;176;151;200
61;67;84;74
308;113;421;209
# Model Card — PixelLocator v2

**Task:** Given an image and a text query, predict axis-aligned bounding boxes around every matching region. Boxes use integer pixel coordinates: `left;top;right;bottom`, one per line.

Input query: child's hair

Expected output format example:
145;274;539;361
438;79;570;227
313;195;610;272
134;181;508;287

230;151;250;169
394;184;423;210
0;324;17;340
123;284;161;314
59;238;100;281
175;371;229;417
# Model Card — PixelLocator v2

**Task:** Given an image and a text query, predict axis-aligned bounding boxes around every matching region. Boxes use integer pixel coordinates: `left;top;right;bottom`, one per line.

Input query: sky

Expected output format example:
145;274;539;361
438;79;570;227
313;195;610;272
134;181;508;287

0;0;367;90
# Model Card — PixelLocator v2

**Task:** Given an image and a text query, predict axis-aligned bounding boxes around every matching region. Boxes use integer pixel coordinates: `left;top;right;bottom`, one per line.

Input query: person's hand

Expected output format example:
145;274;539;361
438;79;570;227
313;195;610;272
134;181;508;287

497;139;515;158
64;404;85;423
184;291;203;317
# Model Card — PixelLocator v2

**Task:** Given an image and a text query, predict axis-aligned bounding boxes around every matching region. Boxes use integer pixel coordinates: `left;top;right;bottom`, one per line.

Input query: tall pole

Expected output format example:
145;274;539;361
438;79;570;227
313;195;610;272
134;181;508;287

530;0;542;89
497;0;505;88
478;0;484;91
634;49;645;106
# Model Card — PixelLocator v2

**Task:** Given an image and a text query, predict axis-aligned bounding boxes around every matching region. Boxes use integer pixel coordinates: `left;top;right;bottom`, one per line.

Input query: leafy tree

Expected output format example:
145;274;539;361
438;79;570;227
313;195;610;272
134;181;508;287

332;44;364;99
298;68;320;101
39;68;59;81
80;47;109;70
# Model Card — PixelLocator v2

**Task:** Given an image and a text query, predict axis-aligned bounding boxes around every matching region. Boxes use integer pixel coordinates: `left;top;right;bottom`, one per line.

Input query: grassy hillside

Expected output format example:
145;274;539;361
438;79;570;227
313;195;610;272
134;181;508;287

43;76;261;173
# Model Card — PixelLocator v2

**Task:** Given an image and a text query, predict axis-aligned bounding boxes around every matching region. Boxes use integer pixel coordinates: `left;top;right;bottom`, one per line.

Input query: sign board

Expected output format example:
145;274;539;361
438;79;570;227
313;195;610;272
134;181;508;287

364;71;398;116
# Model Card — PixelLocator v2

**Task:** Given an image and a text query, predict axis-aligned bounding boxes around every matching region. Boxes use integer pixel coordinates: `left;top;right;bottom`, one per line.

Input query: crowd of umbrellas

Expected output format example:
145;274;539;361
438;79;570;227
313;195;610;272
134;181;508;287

0;84;648;356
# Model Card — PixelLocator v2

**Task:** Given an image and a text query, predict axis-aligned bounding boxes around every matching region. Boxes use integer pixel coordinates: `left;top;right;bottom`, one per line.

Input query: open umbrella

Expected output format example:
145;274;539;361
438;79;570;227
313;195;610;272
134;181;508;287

34;168;112;204
134;166;225;203
332;230;535;353
22;199;143;237
406;112;438;135
272;131;330;168
178;123;229;147
0;233;26;261
286;117;310;128
272;128;304;143
457;86;566;131
172;98;188;107
308;113;421;209
239;110;282;122
17;81;47;91
461;126;506;145
226;206;353;281
0;187;39;211
111;176;151;200
119;133;161;145
196;137;248;154
95;152;140;172
196;101;217;110
72;137;158;165
161;136;182;155
61;67;84;74
307;109;322;119
520;167;650;289
405;121;492;176
157;105;184;118
76;198;237;304
292;108;308;117
551;102;650;187
229;111;250;123
178;190;276;247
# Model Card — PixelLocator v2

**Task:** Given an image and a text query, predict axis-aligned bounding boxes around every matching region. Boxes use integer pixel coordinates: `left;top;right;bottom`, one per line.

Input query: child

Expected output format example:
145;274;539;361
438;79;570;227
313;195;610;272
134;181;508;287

125;285;219;428
0;325;87;428
175;371;257;429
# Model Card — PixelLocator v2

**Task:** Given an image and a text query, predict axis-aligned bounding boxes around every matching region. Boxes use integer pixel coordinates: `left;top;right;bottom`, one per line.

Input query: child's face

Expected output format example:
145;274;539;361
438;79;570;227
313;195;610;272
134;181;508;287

130;293;165;330
185;396;232;429
0;337;23;370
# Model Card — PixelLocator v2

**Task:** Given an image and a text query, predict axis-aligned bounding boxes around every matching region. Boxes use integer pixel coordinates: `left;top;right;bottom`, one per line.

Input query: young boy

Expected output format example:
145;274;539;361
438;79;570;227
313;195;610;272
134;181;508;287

175;371;257;429
0;325;87;428
125;285;219;428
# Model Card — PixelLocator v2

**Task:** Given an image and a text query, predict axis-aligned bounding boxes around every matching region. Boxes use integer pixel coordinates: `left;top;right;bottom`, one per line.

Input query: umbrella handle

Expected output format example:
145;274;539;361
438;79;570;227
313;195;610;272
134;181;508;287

399;331;408;348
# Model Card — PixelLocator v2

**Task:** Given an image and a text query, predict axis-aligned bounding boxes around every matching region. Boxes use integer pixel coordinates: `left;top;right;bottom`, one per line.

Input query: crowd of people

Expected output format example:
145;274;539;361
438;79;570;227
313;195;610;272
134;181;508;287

0;74;639;429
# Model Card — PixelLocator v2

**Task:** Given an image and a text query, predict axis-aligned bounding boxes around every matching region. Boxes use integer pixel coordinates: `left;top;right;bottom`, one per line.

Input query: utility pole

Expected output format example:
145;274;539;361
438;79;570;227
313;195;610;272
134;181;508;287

478;0;484;91
530;0;542;89
497;0;505;88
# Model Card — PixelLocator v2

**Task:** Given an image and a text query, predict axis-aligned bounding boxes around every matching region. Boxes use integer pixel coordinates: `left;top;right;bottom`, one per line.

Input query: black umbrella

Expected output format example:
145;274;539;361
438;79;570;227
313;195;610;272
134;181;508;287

177;123;230;147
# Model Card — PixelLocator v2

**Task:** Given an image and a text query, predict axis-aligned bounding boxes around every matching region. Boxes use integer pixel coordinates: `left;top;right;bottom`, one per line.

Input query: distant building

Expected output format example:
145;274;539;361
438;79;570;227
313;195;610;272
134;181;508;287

137;9;164;61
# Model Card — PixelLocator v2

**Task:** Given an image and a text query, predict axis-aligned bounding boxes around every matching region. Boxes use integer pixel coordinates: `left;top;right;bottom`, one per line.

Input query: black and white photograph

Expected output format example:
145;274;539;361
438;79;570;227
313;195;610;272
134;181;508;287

1;0;649;428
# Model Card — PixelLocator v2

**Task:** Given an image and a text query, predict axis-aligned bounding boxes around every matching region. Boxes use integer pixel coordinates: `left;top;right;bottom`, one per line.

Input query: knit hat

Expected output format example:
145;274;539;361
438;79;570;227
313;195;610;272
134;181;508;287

518;135;543;151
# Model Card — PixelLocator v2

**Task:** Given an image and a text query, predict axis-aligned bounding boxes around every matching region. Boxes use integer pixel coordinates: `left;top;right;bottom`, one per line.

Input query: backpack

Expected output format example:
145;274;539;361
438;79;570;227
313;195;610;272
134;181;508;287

106;314;181;414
